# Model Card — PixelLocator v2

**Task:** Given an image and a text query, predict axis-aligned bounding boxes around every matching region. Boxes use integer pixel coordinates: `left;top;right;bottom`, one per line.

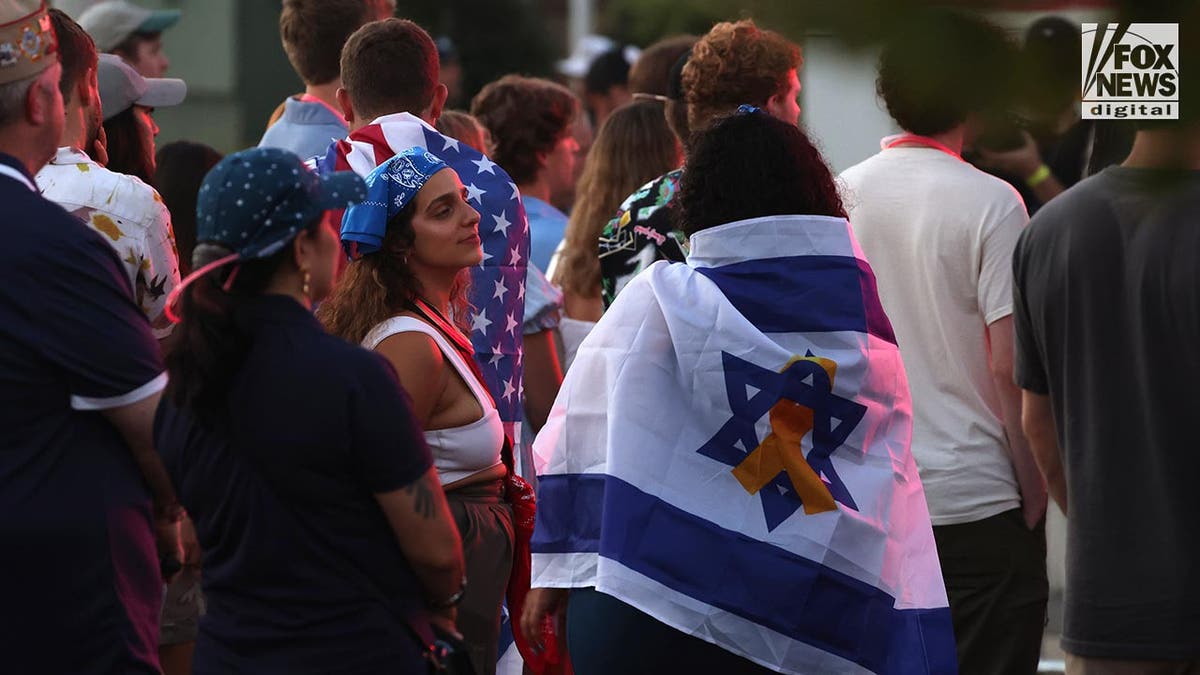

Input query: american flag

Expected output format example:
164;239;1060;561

314;112;530;452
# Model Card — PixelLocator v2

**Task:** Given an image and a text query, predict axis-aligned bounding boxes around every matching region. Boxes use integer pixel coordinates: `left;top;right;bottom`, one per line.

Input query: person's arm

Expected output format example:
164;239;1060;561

987;317;1048;528
523;328;563;434
374;331;448;427
352;353;465;631
521;587;569;653
141;192;183;350
100;389;182;561
975;131;1066;205
36;225;181;563
1021;391;1067;515
375;468;466;628
1025;167;1066;205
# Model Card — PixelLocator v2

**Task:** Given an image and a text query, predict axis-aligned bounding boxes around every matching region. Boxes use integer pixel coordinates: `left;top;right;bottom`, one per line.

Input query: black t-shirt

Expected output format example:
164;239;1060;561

1013;166;1200;660
0;155;166;673
155;295;433;673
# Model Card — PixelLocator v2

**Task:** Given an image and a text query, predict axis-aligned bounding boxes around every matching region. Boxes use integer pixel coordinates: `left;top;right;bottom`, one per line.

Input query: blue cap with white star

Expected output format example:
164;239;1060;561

196;146;365;260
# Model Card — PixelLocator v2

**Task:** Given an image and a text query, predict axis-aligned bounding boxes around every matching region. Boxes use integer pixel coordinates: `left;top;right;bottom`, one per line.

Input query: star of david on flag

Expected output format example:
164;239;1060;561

698;350;866;531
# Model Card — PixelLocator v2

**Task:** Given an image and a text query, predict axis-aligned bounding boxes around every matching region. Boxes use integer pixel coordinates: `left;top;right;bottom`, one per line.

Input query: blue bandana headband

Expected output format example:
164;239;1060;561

340;147;449;258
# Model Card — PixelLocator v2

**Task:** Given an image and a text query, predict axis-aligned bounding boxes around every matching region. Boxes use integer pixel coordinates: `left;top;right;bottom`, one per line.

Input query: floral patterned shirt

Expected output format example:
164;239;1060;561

37;147;181;338
597;169;687;307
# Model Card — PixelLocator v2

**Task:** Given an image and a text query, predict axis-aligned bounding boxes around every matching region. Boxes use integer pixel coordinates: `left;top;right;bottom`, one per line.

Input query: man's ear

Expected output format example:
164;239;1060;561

764;90;786;120
25;69;55;126
336;87;355;124
76;67;97;109
426;82;448;124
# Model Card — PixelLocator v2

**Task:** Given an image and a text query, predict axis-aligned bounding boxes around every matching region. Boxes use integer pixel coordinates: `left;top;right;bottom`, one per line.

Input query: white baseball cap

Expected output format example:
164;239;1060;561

97;53;186;120
78;0;180;52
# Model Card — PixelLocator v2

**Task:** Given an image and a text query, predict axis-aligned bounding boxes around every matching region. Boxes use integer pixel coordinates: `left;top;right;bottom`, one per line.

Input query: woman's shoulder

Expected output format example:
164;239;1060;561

361;311;444;350
364;313;451;381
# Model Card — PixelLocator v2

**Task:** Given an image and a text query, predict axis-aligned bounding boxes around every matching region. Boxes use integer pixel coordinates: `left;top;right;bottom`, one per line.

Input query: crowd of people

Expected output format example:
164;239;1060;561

0;0;1196;674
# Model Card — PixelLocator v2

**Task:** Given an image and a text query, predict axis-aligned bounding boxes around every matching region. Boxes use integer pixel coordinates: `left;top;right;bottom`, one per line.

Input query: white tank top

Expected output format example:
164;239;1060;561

363;316;505;486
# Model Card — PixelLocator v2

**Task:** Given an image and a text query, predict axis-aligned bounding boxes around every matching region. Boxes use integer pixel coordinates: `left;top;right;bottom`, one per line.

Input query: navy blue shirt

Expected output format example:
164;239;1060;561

156;294;433;674
0;154;166;673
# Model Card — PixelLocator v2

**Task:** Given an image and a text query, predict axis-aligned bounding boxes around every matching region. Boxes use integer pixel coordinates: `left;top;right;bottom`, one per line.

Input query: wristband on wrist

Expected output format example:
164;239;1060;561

1026;164;1052;188
430;577;467;609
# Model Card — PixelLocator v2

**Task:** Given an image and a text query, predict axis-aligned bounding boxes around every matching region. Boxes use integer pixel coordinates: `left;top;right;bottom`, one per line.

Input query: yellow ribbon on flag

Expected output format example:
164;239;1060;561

731;355;839;515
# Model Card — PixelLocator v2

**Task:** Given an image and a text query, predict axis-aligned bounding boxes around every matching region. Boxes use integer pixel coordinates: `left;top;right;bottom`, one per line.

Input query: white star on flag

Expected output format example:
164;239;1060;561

508;182;520;200
493;278;508;300
472;156;498;175
466;183;487;203
442;136;460;153
479;248;494;266
508;246;522;266
502;377;517;402
518;280;526;301
489;344;504;366
505;312;519;335
470;309;493;335
492;210;511;236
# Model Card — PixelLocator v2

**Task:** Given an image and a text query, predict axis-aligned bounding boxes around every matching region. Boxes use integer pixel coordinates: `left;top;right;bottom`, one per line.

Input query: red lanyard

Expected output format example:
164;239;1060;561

298;93;345;122
412;299;472;355
411;299;496;406
881;133;964;161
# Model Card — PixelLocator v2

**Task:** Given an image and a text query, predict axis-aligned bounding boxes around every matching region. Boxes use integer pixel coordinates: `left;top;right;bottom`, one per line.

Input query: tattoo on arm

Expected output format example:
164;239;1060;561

404;476;437;519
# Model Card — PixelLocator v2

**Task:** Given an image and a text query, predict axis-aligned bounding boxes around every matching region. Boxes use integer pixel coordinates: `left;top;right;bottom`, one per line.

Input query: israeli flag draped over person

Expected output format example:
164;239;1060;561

531;214;957;674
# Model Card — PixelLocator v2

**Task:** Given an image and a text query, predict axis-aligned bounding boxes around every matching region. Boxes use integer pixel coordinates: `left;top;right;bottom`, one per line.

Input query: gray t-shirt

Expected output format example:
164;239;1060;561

1013;166;1200;660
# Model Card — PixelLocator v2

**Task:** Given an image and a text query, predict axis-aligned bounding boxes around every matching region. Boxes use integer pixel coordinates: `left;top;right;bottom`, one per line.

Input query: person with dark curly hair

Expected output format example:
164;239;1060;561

839;9;1047;673
471;74;580;272
597;19;801;307
524;108;955;675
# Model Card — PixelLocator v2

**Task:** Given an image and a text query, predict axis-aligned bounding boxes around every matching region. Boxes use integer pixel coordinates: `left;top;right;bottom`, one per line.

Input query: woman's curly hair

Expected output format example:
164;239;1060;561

682;20;801;134
318;203;470;344
679;110;845;236
470;75;579;185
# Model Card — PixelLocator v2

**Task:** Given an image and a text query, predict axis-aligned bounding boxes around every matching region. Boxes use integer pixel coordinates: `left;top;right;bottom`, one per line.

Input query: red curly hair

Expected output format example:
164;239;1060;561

682;20;802;133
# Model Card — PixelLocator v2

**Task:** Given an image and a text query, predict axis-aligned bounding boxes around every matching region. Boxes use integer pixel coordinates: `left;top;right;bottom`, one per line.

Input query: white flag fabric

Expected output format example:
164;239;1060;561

531;215;956;674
